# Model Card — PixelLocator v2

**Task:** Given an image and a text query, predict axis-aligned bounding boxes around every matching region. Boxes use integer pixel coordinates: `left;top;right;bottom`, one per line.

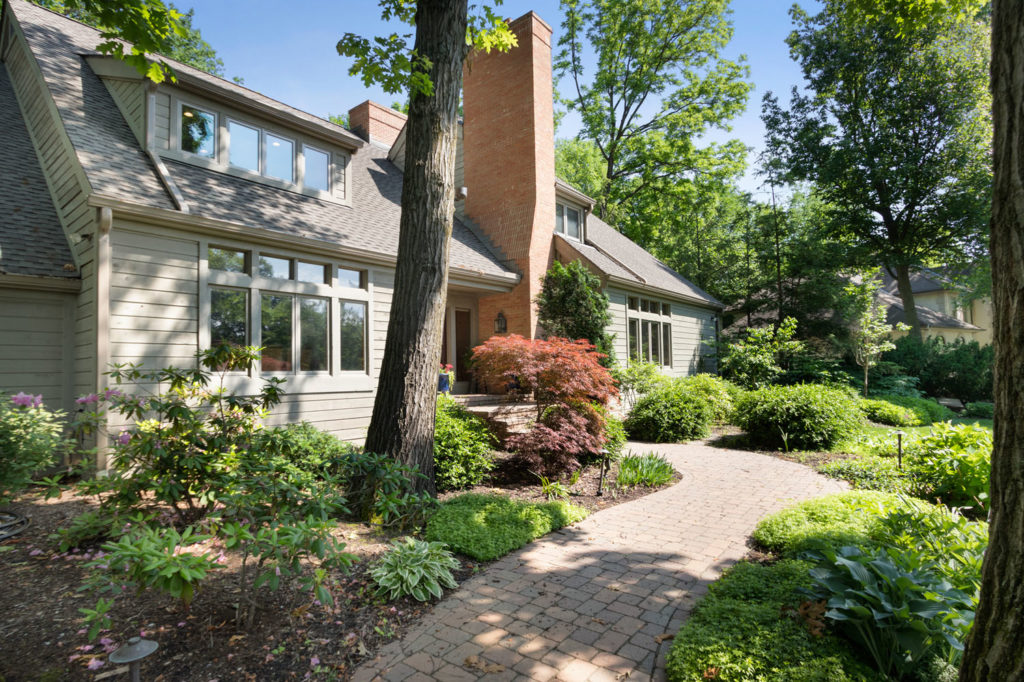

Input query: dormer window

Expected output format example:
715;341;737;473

180;104;216;158
228;120;260;172
556;202;582;240
265;133;294;183
304;146;331;192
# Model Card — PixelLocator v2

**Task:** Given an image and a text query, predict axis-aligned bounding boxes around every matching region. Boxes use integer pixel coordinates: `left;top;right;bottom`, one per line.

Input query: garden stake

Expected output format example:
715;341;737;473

596;448;609;496
896;431;904;470
109;636;158;682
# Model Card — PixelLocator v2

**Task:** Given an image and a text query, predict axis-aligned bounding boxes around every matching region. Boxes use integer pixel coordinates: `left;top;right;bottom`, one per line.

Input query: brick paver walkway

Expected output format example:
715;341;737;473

354;441;846;682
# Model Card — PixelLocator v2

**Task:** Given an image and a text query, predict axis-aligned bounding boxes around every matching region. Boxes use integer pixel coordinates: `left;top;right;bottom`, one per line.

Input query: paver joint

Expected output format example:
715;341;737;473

355;441;846;681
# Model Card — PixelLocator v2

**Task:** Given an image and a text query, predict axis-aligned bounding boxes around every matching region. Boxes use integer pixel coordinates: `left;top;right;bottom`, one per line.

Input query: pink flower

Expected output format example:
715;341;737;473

310;656;320;667
76;393;99;405
29;549;42;556
11;392;42;408
103;388;123;400
116;431;131;445
86;658;105;670
177;621;187;627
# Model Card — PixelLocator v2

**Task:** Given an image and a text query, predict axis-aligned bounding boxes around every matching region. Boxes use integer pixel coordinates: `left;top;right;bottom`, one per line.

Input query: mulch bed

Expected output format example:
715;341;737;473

0;454;679;681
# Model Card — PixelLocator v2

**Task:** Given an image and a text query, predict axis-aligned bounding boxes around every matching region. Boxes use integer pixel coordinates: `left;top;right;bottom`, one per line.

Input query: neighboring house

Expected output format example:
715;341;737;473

0;4;720;460
881;269;991;345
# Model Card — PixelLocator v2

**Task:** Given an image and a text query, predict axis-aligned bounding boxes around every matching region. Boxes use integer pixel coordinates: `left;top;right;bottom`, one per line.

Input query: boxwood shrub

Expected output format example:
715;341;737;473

624;381;715;443
433;394;495;491
678;374;735;424
873;394;954;425
858;398;918;427
735;384;862;451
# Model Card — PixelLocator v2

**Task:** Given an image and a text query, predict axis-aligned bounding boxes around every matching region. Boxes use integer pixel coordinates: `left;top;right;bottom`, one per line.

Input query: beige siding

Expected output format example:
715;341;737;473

669;303;717;376
154;92;171;149
606;287;629;363
5;24;97;398
0;288;77;412
102;78;144;145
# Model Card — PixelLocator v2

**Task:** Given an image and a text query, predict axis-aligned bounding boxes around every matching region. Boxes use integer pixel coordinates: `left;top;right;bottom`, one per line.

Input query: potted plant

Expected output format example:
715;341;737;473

438;363;454;393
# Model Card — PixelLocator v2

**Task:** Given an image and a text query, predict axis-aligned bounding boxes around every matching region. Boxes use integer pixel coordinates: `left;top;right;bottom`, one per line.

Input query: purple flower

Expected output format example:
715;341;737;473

29;549;42;557
103;388;123;400
116;431;131;446
11;392;42;408
76;393;99;405
86;657;105;670
310;656;320;668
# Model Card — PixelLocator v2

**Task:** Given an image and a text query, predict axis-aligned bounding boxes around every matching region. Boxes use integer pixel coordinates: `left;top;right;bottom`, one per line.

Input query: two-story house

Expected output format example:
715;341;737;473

0;2;721;461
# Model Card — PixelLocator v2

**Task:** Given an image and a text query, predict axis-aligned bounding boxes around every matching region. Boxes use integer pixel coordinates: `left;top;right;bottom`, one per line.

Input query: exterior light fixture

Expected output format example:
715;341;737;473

494;312;507;334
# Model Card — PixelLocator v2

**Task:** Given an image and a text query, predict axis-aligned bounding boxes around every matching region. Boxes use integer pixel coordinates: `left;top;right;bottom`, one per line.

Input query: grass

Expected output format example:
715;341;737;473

834;418;992;458
424;493;589;561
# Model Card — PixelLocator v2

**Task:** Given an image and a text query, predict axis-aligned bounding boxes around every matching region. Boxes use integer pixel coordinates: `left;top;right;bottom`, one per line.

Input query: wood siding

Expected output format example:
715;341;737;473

5;23;97;398
101;78;144;145
0;288;76;412
154;91;171;149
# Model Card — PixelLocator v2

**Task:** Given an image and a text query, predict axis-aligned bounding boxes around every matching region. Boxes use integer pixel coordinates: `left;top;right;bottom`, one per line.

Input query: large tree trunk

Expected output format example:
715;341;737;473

892;263;923;341
362;0;467;495
959;1;1024;679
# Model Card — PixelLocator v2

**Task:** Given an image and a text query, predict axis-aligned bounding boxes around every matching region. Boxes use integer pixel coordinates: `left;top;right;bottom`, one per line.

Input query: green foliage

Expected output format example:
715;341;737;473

554;138;607;199
433;395;495;491
51;510;123;551
846;282;909;396
804;545;975;678
0;393;69;502
886;337;994;403
536;260;615;364
370;537;459;602
735;384;863;451
624;380;715;443
535;473;570;501
679;374;735;423
601;410;628;460
339;451;438;530
610;360;666;410
963;401;993;418
666;560;880;682
251;422;358;476
858;398;919;426
752;491;923;555
909;422;992;513
424;493;588;561
720;317;805;390
818;456;915;494
616;452;675;487
873;394;955;425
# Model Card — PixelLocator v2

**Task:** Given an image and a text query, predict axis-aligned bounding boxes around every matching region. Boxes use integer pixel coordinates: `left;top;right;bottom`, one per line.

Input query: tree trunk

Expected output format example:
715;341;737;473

769;181;784;327
362;0;467;495
863;365;869;398
959;2;1024;679
893;263;923;341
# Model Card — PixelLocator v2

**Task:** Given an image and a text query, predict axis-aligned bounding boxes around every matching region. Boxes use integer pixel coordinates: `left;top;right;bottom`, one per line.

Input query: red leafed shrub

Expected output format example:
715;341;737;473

471;335;618;474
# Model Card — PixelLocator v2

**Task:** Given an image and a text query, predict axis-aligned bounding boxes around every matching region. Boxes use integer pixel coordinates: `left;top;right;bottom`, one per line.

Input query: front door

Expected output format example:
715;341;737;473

454;309;472;392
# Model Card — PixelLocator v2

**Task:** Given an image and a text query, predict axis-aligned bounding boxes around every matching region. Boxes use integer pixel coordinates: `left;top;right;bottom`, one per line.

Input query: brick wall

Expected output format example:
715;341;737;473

348;101;407;147
463;12;556;339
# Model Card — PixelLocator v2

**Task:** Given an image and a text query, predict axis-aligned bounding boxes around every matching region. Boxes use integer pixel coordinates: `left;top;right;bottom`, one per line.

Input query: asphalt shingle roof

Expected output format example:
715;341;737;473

878;289;981;331
0;64;76;279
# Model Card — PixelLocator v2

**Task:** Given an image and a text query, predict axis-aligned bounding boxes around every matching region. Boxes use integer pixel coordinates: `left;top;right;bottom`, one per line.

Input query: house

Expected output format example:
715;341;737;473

880;269;991;345
0;3;721;462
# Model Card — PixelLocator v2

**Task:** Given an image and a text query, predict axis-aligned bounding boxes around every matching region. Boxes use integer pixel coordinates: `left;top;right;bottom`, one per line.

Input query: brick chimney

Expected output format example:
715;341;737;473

347;101;407;147
462;12;556;339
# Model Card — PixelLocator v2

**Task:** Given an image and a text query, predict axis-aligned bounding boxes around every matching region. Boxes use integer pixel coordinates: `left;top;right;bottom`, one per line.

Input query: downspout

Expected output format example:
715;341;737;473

95;207;113;471
145;82;189;213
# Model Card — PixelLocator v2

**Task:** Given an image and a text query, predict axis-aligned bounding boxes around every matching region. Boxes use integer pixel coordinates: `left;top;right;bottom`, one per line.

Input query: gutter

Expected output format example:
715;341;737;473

0;273;81;293
145;82;189;213
605;274;725;312
86;194;521;291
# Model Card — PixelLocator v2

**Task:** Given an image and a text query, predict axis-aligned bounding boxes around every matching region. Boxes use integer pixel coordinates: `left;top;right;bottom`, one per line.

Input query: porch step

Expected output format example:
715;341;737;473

461;400;537;443
451;393;505;408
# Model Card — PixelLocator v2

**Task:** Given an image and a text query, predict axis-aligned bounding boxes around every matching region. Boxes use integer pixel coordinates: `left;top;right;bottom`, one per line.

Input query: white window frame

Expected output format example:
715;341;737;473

555;201;584;241
626;296;673;368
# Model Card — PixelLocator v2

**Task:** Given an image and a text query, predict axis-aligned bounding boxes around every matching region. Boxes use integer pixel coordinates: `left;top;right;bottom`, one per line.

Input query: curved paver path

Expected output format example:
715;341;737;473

354;442;846;682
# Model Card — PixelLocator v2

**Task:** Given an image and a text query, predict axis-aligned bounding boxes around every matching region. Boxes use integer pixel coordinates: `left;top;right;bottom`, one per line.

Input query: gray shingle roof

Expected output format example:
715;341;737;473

584;213;722;308
878;289;981;331
0;64;76;279
164;145;515;279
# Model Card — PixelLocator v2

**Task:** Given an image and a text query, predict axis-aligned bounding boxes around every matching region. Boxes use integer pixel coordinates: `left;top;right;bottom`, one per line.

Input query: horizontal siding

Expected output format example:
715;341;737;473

102;78;144;144
669;303;717;377
0;289;76;412
606;287;629;364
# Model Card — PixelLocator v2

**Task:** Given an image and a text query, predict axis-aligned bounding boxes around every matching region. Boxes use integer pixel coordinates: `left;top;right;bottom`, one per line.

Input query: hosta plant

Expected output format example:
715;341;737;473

371;537;459;602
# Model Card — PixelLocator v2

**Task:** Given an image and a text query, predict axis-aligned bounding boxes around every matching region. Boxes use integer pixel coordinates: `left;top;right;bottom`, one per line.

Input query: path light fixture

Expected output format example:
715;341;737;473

596;448;610;496
109;636;158;682
895;430;905;470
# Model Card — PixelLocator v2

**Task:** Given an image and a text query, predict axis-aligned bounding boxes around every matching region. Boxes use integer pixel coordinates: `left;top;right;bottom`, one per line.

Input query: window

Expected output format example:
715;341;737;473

555;202;582;240
626;296;673;367
628;319;639;360
180;105;216;158
300;298;329;371
261;294;293;372
297;261;328;284
210;288;248;348
257;255;291;280
304;146;330;192
338;267;366;289
228;120;260;172
265;133;294;183
209;247;246;273
628;297;639;311
662;323;672;366
339;301;366;371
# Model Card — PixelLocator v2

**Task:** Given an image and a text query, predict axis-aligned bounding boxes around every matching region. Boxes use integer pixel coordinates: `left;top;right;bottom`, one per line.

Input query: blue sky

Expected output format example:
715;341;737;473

182;0;817;194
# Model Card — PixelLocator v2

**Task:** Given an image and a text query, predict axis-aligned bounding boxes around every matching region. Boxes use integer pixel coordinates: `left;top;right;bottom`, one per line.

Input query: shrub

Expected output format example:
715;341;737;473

0;392;70;502
370;537;459;602
858;398;918;427
601;409;628;460
536;260;615;365
473;335;617;475
909;422;992;513
340;451;438;530
751;491;926;555
963;401;994;419
624;381;715;443
433;394;495;491
873;394;955;425
678;374;734;423
665;560;879;682
720;317;806;390
886;337;993;403
611;361;666;409
425;493;588;561
616;453;675;487
251;422;358;475
734;384;862;451
818;456;915;494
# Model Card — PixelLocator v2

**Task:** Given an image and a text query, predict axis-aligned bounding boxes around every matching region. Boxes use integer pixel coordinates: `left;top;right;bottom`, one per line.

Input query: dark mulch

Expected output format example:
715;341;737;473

0;454;678;681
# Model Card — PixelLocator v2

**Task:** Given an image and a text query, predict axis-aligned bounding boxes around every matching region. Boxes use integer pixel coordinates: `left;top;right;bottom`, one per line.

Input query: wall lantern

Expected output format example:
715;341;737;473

494;312;507;334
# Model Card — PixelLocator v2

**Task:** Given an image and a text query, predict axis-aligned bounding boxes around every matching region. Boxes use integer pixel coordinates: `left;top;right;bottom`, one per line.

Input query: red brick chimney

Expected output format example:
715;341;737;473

462;12;556;339
347;101;407;147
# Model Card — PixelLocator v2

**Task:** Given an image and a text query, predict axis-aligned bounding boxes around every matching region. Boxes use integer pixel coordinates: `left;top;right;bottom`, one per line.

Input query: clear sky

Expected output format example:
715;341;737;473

181;0;819;194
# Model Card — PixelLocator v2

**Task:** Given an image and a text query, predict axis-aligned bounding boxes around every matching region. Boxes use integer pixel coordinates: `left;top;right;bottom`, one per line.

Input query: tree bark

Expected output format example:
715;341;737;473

959;1;1024;679
892;263;923;342
362;0;468;495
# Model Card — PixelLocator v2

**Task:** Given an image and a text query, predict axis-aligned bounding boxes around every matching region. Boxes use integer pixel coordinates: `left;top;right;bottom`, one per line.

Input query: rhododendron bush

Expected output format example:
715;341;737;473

471;335;618;474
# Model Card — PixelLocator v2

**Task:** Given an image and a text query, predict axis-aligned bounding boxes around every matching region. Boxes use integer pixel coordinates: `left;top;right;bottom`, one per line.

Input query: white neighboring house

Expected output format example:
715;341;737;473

0;3;721;465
